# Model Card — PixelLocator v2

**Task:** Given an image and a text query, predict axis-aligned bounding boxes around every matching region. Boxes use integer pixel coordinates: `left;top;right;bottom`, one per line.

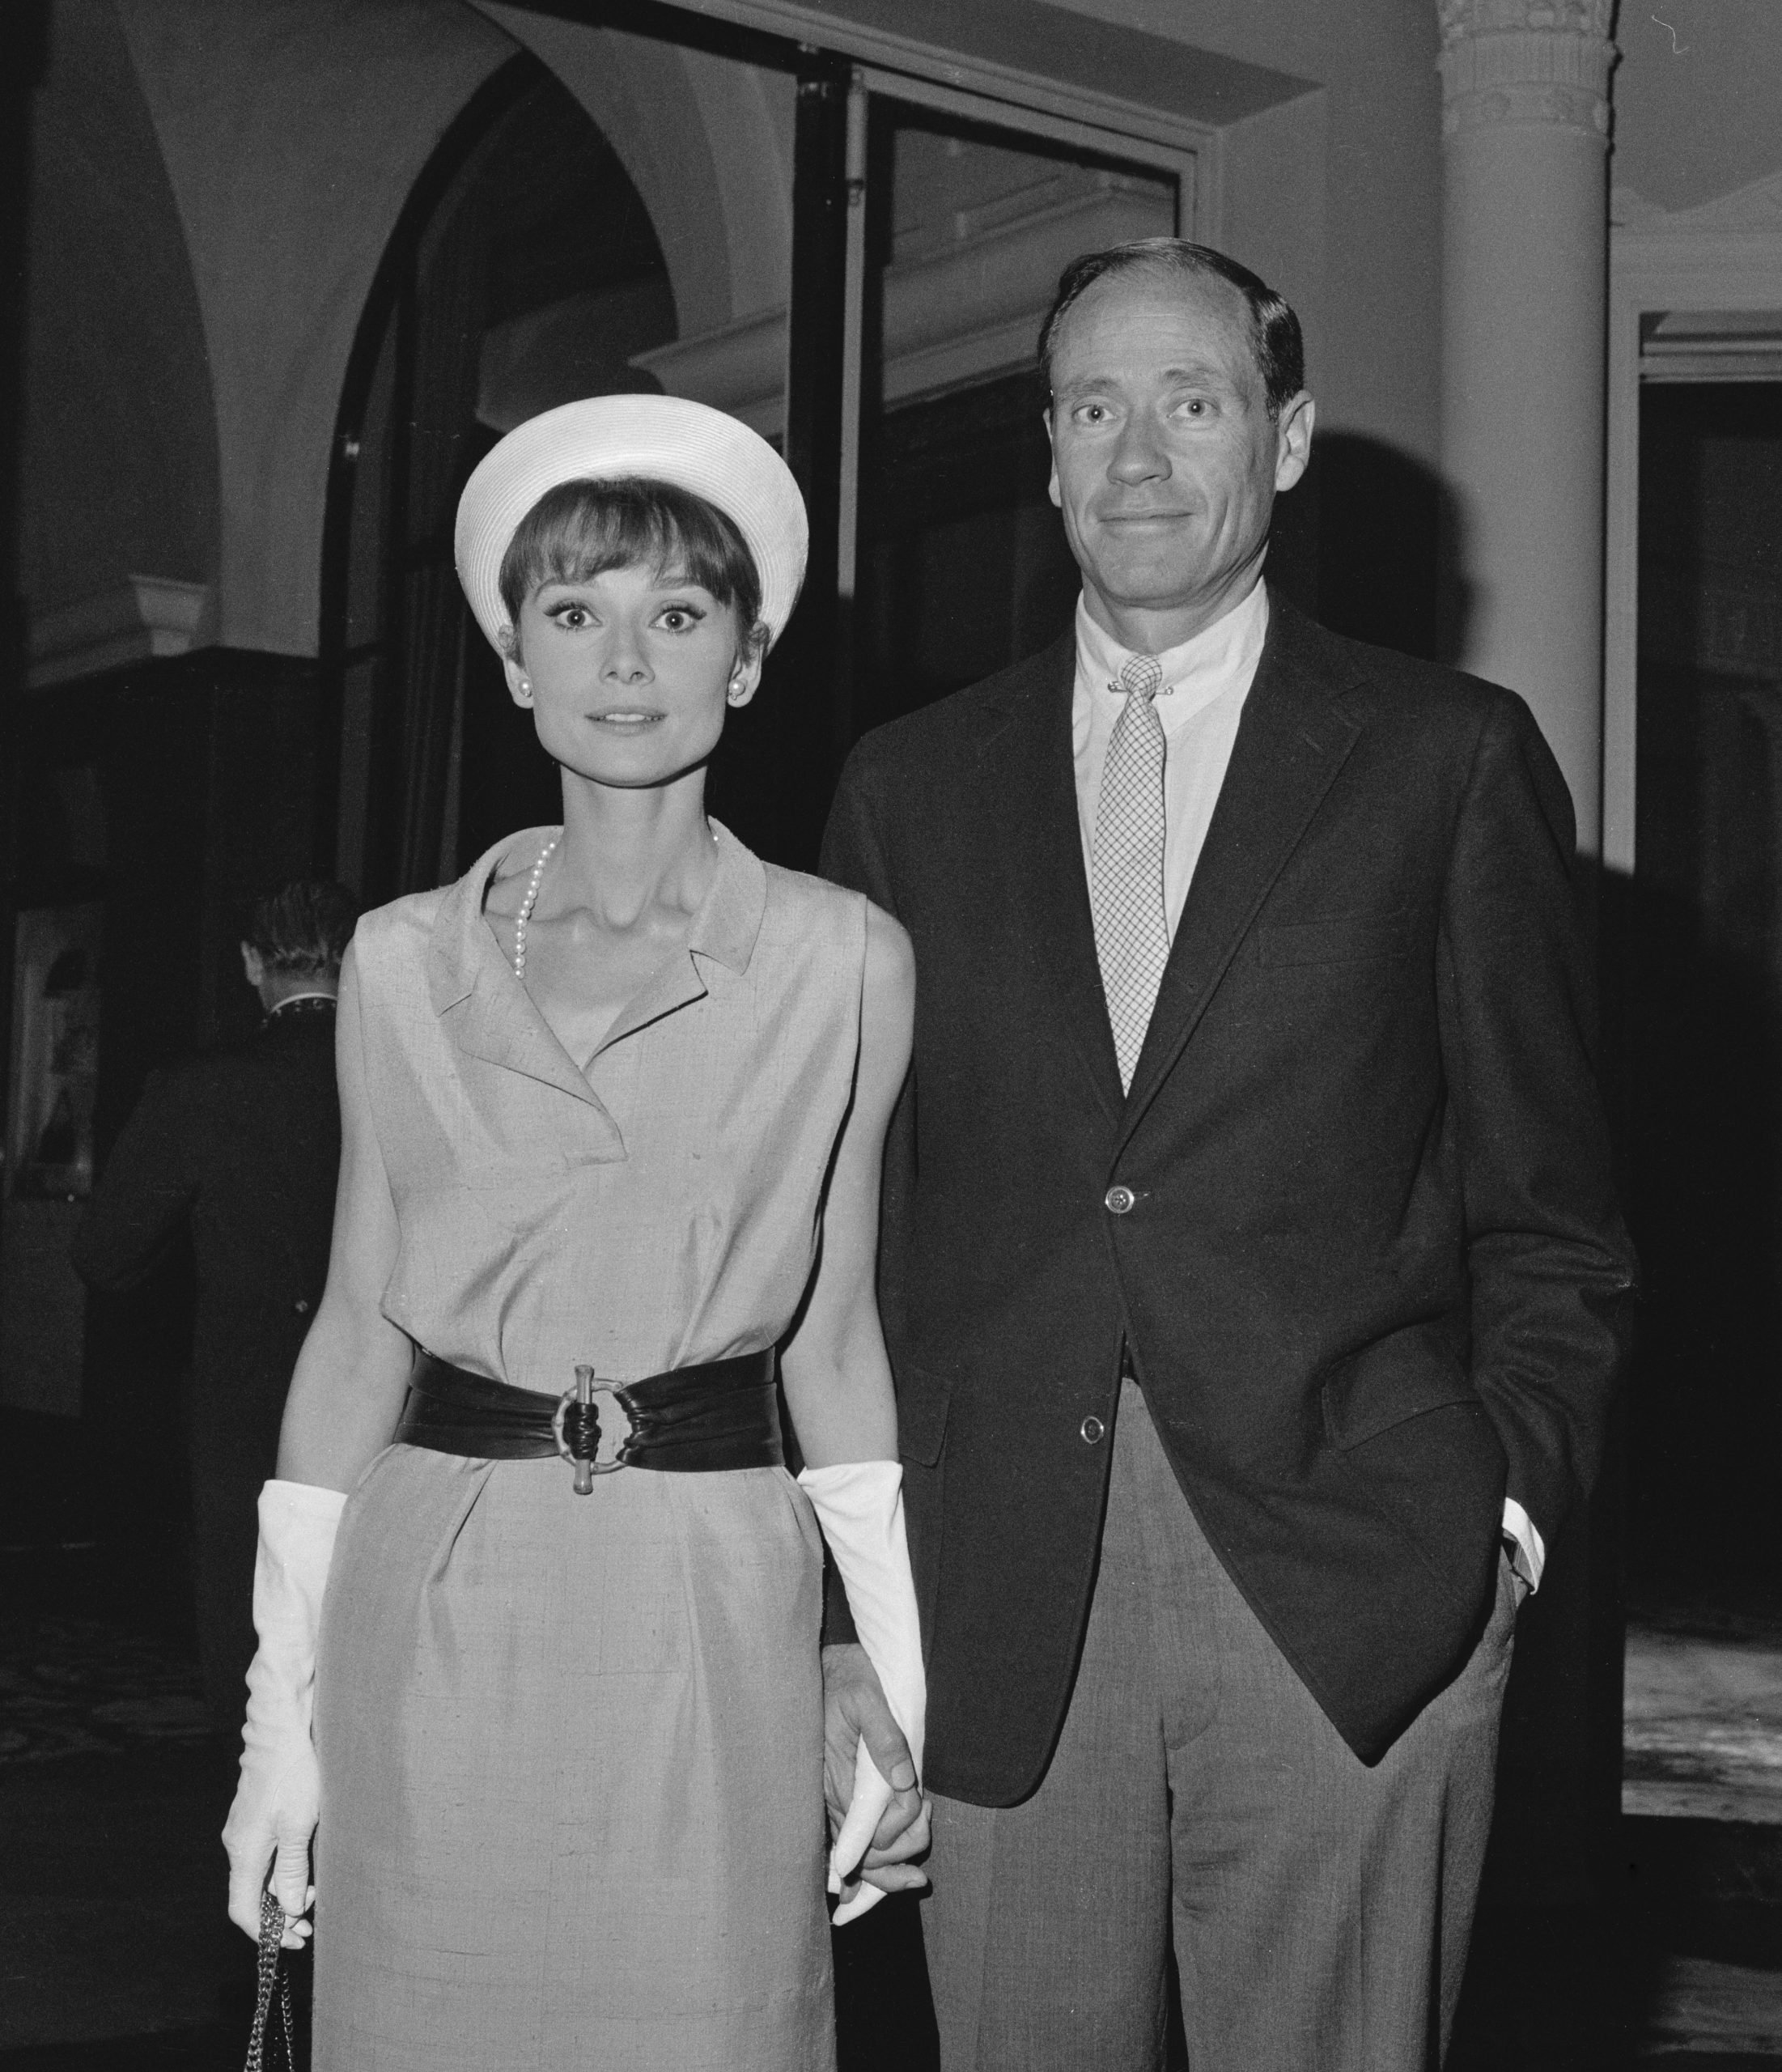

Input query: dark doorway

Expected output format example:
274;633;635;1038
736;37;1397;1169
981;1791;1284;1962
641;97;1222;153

1626;380;1782;1603
320;58;676;907
849;98;1178;741
854;364;1079;730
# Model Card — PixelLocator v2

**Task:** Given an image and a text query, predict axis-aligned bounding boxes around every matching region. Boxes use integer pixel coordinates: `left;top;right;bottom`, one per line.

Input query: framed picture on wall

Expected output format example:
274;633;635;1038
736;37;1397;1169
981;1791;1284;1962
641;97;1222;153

6;905;104;1204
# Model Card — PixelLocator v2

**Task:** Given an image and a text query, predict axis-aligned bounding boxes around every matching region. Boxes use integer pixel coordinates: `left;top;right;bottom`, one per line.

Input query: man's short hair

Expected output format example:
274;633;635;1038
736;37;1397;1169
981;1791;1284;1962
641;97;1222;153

1037;238;1305;419
246;881;360;979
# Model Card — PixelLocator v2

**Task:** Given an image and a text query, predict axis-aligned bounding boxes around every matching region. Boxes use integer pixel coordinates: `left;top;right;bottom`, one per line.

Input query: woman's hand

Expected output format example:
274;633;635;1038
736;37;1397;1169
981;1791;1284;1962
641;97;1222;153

822;1642;931;1909
223;1480;345;1948
223;948;409;1947
783;904;925;1922
223;1743;320;1951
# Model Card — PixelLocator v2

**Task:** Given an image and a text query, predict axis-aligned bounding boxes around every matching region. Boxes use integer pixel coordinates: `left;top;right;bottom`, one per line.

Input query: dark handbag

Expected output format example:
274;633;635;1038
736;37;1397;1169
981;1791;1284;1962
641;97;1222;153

244;1886;297;2072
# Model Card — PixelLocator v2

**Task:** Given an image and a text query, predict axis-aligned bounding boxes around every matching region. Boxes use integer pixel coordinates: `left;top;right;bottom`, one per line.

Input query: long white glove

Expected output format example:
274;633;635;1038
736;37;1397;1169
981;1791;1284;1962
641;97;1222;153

799;1458;925;1926
223;1480;345;1949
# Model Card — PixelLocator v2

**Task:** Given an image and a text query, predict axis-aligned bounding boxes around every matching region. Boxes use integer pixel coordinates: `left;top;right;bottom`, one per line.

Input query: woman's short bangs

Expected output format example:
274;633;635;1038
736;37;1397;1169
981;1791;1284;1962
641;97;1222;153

498;477;764;636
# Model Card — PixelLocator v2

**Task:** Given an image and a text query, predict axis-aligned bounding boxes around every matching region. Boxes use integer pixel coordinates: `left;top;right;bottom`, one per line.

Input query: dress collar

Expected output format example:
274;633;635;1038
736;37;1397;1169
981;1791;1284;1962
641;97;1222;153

428;817;766;1019
689;819;766;975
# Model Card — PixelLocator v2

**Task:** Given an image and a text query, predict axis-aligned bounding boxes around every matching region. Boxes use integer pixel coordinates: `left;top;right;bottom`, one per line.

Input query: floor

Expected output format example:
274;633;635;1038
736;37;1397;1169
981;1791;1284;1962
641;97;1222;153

1617;1601;1782;2064
1625;1605;1782;1830
6;1532;1782;2066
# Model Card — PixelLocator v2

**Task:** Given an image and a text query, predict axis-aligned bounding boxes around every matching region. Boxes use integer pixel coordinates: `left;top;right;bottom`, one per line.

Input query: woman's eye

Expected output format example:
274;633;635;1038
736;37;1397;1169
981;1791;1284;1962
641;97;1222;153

656;606;702;631
551;605;589;630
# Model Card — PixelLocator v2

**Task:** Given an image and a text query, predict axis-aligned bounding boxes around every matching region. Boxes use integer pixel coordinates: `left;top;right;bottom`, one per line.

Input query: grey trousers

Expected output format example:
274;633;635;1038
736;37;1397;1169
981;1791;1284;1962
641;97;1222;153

922;1382;1517;2072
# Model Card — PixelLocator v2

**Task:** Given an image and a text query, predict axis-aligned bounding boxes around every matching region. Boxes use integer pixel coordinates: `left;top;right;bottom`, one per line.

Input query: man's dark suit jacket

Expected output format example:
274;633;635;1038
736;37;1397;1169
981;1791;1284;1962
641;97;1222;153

821;592;1636;1805
72;1004;341;1724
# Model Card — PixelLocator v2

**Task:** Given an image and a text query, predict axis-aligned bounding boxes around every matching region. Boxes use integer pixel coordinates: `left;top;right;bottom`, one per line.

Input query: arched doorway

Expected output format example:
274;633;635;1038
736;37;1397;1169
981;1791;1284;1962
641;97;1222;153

319;57;677;906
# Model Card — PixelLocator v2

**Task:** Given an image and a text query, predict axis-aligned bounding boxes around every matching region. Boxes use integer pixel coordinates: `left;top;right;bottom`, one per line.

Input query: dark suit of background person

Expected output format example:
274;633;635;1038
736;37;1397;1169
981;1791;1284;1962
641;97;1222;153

72;882;357;1730
820;241;1636;2072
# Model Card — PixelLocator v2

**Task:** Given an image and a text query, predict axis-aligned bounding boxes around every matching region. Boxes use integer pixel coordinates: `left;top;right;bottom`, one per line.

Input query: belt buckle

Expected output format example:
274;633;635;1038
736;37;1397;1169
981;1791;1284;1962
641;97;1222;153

554;1365;634;1492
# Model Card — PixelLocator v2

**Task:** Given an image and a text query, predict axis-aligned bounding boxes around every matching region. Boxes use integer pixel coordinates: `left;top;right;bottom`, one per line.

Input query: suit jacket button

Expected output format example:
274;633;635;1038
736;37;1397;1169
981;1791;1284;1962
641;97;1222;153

294;1298;312;1315
1105;1184;1135;1215
1080;1415;1105;1445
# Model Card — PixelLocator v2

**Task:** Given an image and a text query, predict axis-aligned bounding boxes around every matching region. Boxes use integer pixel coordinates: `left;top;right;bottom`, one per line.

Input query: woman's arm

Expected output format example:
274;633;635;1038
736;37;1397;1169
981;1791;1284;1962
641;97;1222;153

780;902;914;1467
783;902;926;1913
275;944;414;1490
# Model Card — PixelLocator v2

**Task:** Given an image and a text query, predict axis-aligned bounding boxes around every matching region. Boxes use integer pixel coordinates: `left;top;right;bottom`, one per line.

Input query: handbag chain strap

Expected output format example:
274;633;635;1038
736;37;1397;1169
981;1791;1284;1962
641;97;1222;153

245;1886;297;2072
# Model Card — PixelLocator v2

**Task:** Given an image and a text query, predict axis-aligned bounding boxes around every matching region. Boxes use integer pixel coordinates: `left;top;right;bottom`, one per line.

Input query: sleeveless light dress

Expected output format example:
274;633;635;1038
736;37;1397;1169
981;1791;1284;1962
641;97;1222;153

310;822;869;2072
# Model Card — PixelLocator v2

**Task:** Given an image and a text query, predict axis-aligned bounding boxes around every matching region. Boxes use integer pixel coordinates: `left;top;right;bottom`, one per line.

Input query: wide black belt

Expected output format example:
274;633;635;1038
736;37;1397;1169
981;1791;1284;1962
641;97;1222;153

395;1348;781;1492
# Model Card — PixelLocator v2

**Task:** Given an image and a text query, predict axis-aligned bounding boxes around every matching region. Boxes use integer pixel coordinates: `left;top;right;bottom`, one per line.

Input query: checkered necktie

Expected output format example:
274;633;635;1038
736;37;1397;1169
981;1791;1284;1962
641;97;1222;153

1092;652;1171;1092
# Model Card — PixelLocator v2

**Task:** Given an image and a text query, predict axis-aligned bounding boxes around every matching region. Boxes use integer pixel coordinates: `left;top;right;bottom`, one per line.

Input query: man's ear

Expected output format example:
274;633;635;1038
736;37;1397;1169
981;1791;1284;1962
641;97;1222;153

1044;405;1063;510
240;943;264;988
1273;392;1316;494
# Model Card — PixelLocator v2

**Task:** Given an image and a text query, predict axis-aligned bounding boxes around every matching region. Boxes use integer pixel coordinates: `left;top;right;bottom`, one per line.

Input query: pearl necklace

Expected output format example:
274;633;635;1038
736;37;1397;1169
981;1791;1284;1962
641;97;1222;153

511;833;561;980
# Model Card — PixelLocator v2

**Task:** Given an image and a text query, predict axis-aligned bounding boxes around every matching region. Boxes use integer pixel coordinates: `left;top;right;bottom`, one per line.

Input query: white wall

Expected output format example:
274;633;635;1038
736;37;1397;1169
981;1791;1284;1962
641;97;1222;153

1614;2;1782;214
1052;0;1445;472
23;0;1459;664
19;0;220;624
112;0;517;657
20;0;804;663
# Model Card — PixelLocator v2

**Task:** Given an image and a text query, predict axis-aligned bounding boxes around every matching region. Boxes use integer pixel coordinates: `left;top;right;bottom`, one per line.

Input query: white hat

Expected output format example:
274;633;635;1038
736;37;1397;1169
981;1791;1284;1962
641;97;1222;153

454;393;808;653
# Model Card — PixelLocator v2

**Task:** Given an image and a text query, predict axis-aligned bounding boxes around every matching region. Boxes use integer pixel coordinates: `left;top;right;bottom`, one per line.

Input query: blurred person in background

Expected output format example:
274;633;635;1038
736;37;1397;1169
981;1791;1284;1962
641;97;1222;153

73;879;359;1728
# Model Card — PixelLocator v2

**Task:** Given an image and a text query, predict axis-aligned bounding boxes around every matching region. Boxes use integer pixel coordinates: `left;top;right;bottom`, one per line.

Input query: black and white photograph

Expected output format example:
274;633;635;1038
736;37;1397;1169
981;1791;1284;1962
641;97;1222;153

1;2;1780;2067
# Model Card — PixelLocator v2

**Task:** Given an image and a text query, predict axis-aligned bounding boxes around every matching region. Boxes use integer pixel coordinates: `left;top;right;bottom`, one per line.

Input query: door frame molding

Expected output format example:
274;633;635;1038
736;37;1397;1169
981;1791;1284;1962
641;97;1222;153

854;65;1201;231
1604;174;1782;875
664;0;1224;169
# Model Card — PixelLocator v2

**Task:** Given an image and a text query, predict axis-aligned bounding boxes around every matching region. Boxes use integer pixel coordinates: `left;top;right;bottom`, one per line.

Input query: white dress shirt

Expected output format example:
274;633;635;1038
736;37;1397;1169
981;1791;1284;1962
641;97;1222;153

1071;580;1268;935
1067;580;1545;1592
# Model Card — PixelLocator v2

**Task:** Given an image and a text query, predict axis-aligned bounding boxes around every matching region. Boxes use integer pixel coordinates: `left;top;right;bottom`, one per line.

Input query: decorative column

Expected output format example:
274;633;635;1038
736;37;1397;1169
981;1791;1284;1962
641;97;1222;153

1437;0;1616;855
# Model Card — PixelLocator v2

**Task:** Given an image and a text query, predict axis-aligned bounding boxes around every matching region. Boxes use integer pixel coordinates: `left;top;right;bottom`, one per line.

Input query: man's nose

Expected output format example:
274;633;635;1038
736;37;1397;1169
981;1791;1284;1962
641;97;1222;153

1107;414;1171;486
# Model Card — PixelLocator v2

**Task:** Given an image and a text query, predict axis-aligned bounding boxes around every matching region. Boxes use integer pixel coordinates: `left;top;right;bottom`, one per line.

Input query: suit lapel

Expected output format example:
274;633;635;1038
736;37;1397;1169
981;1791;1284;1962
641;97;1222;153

974;635;1125;1127
1118;598;1362;1146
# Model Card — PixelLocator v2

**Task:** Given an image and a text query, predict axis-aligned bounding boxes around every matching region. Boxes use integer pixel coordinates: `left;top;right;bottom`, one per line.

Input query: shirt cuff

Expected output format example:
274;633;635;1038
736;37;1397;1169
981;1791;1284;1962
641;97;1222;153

1501;1497;1545;1592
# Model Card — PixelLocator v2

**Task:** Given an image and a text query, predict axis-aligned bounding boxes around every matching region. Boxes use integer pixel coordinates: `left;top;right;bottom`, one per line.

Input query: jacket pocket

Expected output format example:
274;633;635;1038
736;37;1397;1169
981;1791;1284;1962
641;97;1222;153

1255;908;1409;968
895;1363;952;1467
1322;1331;1505;1604
1322;1331;1479;1449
